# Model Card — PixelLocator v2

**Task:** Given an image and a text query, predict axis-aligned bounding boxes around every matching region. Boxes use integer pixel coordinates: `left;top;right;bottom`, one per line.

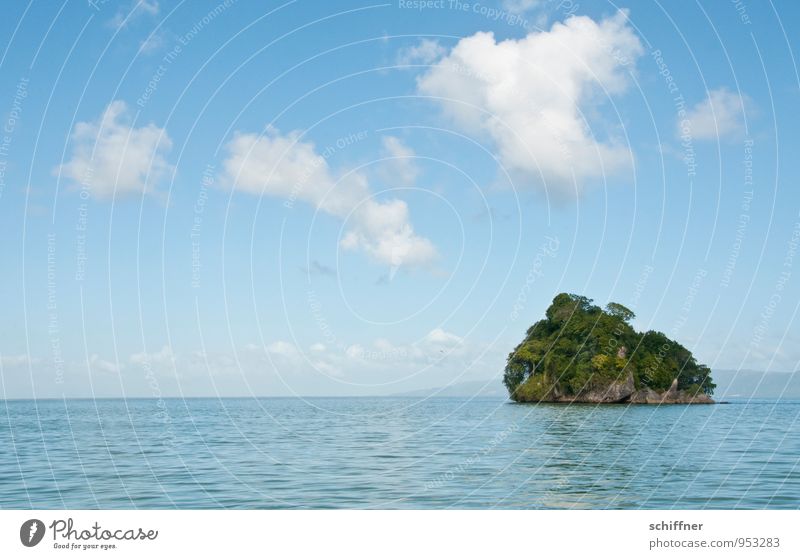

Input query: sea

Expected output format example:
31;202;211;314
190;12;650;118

1;397;798;509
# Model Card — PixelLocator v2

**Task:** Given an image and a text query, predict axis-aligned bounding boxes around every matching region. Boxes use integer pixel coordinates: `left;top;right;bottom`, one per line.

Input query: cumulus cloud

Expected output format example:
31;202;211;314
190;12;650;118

396;38;447;66
425;328;463;348
340;199;437;269
417;11;643;196
56;101;173;198
682;88;748;141
219;127;437;269
380;136;419;187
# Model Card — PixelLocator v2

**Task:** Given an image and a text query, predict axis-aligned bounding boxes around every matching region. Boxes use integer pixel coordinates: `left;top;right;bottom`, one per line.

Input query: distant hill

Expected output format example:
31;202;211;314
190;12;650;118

711;369;800;400
392;370;800;401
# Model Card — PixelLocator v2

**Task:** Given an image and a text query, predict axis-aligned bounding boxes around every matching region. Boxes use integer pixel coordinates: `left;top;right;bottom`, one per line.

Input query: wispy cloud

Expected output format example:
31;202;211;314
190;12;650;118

379;136;419;187
129;345;174;366
681;87;750;141
139;30;168;54
396;38;446;66
0;354;40;367
90;354;123;374
109;0;160;30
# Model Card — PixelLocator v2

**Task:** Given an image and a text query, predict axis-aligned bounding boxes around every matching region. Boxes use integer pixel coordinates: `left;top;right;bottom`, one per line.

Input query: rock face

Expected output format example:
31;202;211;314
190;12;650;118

628;386;663;404
525;372;635;404
652;378;714;404
519;376;715;405
578;371;636;403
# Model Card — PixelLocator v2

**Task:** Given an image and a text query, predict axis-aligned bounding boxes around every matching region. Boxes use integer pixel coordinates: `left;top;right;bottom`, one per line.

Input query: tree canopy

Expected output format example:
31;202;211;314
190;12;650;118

504;293;715;401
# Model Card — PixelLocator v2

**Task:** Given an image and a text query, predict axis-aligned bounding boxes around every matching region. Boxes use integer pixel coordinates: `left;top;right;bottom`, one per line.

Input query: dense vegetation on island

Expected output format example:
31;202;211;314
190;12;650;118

504;293;715;404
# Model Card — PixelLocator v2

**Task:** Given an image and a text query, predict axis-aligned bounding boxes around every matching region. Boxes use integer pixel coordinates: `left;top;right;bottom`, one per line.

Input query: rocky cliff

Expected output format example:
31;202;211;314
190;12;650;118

514;373;714;404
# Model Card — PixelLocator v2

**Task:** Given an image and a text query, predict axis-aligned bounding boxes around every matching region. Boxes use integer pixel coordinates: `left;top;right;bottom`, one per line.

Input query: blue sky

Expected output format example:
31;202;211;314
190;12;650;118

1;0;799;398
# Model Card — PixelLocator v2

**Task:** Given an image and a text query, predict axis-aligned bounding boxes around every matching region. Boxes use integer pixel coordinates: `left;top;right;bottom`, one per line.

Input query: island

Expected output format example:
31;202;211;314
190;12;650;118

503;293;715;404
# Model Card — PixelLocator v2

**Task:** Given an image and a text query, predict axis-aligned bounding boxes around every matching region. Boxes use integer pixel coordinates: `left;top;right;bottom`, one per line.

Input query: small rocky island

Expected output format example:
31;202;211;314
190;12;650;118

504;293;715;404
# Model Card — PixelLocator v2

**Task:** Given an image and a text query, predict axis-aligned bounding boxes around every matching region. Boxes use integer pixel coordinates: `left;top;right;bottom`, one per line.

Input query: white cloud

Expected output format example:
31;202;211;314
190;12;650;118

265;341;345;377
259;328;462;371
417;11;643;196
89;354;123;374
0;354;39;367
380;136;419;187
0;337;502;398
682;88;748;141
345;344;367;360
264;328;469;381
129;345;174;366
110;0;160;29
266;341;300;358
259;329;507;392
56;101;173;198
310;360;343;378
340;199;437;268
220;127;366;215
396;39;446;66
425;328;463;348
299;328;488;385
220;127;437;269
139;30;167;54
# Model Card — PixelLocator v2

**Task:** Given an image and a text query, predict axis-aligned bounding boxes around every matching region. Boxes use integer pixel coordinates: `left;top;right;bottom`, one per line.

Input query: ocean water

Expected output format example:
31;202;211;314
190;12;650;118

0;397;798;509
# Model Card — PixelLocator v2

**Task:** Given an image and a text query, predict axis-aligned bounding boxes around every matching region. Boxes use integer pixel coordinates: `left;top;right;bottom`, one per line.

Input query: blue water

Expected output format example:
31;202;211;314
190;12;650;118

1;397;798;509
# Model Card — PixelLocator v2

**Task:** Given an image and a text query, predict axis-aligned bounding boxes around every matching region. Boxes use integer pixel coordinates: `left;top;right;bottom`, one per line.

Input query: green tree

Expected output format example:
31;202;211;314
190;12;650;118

605;302;635;322
503;293;715;401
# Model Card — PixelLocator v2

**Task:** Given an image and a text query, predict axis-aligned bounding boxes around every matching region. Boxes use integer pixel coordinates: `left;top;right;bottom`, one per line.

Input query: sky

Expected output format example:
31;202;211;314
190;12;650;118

1;0;799;398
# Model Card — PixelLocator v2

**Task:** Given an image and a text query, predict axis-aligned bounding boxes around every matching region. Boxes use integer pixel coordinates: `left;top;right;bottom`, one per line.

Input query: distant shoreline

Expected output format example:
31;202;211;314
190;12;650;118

2;396;799;404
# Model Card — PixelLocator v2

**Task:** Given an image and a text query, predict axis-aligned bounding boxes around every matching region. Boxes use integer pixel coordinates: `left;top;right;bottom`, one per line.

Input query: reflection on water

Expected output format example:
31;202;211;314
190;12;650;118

0;397;798;509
